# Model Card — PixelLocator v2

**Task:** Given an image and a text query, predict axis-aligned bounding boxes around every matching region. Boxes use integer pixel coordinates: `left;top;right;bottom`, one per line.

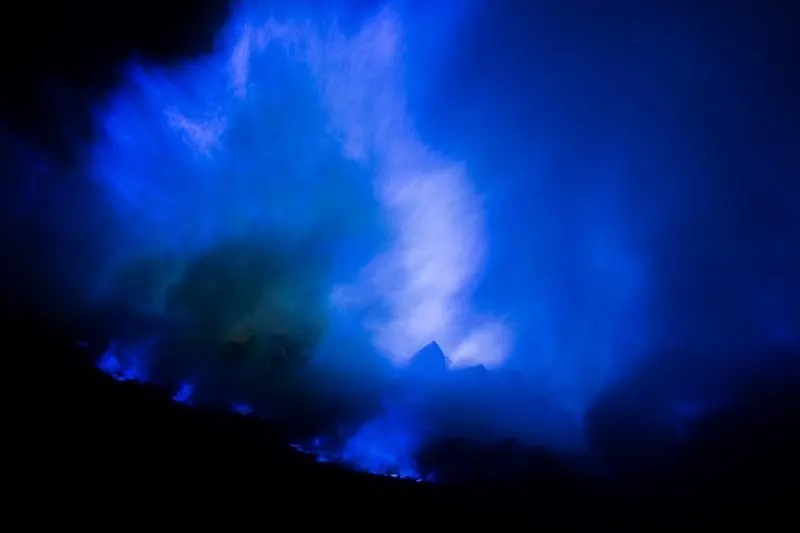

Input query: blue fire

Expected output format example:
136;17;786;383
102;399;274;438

96;340;156;383
291;408;428;481
172;382;194;404
7;1;796;481
337;408;428;481
94;337;426;480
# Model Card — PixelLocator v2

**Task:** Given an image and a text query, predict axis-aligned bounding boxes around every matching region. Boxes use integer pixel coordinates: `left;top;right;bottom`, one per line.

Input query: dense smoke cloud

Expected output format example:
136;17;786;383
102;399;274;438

3;0;797;478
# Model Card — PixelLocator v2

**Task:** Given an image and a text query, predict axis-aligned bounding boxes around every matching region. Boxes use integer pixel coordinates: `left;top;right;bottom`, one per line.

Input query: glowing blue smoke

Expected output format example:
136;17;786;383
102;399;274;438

82;2;525;475
81;0;706;473
292;405;428;481
15;1;796;480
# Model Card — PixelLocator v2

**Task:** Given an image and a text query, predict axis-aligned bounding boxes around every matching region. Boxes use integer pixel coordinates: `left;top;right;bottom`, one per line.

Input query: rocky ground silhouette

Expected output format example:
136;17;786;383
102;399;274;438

15;309;798;526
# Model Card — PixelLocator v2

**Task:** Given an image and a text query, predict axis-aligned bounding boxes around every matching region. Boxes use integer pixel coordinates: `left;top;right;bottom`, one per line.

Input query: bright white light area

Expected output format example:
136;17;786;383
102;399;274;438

225;6;511;369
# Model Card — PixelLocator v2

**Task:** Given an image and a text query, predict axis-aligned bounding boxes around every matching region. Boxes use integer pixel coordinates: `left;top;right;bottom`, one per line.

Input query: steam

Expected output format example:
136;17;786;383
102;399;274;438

4;0;797;480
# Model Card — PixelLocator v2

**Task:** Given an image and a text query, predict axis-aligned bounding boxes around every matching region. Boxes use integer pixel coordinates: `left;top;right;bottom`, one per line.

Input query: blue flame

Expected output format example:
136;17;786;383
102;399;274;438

290;407;428;481
94;338;425;479
172;381;194;404
339;408;426;480
96;340;155;383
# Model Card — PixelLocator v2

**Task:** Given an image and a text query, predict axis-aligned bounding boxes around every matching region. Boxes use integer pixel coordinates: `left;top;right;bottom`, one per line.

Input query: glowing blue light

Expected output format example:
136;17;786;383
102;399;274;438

85;1;510;475
172;382;194;404
94;339;427;480
339;416;425;481
96;341;151;383
65;0;799;482
290;405;428;482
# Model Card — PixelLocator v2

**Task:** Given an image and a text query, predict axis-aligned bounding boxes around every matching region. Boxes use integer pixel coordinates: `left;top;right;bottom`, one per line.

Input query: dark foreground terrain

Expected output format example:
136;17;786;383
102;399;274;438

13;310;798;526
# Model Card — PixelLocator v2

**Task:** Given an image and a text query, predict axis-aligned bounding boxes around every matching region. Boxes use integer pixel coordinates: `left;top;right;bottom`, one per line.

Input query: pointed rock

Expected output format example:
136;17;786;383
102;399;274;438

408;341;449;376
